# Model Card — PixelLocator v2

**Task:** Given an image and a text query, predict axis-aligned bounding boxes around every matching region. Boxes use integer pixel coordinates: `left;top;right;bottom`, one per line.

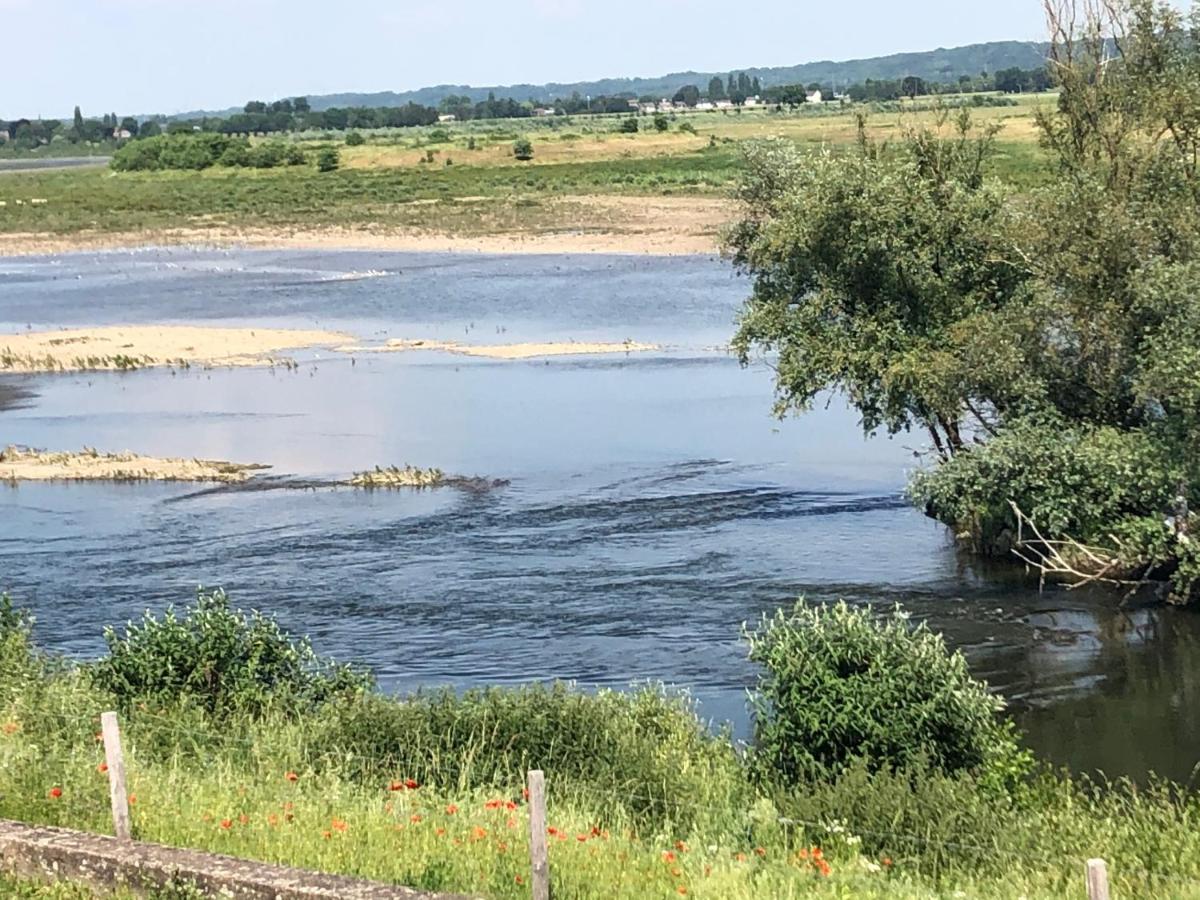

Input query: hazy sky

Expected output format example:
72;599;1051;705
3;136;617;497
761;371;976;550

2;0;1049;118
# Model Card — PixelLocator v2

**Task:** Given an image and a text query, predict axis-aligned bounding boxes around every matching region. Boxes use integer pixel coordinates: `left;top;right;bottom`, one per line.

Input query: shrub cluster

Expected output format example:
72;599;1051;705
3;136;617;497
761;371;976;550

110;133;307;172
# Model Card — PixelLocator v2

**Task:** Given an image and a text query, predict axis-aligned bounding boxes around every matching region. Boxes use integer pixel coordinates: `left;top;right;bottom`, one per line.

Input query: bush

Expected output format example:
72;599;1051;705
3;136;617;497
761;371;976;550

344;131;365;146
908;416;1179;553
678;121;696;135
310;682;744;830
316;146;340;172
619;117;640;134
90;590;371;717
512;137;534;161
746;601;1029;787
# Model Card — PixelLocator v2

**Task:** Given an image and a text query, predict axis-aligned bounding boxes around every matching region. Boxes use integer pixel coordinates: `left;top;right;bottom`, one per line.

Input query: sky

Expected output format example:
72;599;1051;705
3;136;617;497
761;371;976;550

1;0;1049;118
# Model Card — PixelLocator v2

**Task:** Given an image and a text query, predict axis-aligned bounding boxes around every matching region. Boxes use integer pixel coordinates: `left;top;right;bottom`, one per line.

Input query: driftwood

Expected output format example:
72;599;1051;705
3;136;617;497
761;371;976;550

1008;501;1152;594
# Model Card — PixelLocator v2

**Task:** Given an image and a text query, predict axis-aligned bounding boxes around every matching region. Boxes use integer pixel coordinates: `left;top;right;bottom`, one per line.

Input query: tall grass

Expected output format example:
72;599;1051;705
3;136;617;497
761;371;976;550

3;595;1200;899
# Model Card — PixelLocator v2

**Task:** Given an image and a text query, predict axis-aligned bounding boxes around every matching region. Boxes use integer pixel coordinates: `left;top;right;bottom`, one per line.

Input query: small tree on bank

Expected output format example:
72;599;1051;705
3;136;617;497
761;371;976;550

513;137;534;161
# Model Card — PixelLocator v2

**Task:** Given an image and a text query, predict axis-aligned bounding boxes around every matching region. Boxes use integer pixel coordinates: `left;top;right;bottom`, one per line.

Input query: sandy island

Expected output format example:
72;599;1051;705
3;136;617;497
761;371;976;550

342;338;661;359
0;446;266;483
0;325;351;373
0;196;731;258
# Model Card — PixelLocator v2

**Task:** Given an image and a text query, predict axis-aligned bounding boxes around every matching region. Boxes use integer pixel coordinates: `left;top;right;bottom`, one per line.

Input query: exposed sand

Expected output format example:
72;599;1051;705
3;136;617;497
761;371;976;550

0;325;351;373
0;196;731;257
343;338;661;359
0;446;266;483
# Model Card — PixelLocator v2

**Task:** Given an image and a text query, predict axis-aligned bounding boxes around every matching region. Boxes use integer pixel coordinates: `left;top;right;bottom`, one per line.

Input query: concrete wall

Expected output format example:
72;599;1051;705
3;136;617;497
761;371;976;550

0;819;475;899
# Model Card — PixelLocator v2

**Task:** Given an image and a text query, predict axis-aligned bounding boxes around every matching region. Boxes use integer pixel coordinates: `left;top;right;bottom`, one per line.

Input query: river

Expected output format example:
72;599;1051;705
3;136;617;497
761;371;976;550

1;247;1197;784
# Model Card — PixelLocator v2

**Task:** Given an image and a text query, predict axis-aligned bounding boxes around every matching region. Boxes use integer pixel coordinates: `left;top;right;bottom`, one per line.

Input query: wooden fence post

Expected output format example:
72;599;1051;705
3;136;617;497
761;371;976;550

100;711;131;841
527;769;549;900
1086;858;1110;900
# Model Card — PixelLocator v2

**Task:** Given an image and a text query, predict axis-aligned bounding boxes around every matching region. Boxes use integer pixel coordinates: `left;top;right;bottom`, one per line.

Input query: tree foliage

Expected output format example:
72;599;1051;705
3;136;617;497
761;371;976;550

729;0;1200;602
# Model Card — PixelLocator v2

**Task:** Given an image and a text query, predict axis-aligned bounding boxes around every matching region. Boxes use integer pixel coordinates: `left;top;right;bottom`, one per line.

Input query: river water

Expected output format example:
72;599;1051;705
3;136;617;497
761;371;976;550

1;247;1197;784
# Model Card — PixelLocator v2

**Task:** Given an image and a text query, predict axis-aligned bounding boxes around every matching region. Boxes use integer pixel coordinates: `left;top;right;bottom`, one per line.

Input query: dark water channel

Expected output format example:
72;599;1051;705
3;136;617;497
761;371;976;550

1;248;1197;784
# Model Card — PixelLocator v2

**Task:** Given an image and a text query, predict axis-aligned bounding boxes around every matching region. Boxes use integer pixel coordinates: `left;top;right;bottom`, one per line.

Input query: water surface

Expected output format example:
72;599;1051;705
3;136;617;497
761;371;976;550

1;247;1196;783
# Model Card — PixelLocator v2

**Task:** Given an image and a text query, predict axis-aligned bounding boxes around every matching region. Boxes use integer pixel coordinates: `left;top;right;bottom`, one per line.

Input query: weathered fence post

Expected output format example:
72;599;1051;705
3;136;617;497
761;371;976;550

100;711;131;841
527;769;549;900
1086;858;1110;900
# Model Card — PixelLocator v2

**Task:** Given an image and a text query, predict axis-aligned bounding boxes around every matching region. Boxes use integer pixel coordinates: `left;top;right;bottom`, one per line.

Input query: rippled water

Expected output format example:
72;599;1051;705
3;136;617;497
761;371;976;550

2;247;1198;783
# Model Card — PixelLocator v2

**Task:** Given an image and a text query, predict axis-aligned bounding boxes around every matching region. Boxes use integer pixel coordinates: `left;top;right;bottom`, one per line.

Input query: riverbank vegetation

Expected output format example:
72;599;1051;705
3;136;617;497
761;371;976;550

731;0;1200;603
3;591;1200;898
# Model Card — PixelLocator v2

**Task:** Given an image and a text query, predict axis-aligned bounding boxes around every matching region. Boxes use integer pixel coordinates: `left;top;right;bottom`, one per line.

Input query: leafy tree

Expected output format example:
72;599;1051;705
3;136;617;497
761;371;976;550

901;75;927;98
653;113;669;132
316;146;340;172
618;117;639;133
512;136;534;161
119;116;139;137
672;84;701;107
344;131;365;146
708;76;726;100
729;0;1200;601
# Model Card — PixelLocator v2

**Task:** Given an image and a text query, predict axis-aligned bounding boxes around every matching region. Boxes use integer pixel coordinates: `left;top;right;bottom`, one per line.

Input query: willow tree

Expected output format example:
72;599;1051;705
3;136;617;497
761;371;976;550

729;0;1200;601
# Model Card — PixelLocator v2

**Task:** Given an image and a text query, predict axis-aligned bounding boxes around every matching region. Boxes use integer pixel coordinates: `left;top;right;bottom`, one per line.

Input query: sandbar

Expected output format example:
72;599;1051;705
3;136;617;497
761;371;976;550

0;446;266;483
0;325;351;373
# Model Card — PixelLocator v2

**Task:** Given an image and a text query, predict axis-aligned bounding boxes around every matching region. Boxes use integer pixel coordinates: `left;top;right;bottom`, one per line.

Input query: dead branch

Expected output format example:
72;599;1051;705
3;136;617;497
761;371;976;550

1008;501;1151;592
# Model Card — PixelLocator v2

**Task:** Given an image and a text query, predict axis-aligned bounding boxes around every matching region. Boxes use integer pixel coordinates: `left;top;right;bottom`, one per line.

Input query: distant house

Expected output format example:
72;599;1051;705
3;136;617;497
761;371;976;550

694;101;715;111
714;100;734;111
806;90;824;104
743;96;763;108
533;107;556;117
627;99;640;110
639;103;658;115
112;128;132;140
437;114;457;123
0;129;9;143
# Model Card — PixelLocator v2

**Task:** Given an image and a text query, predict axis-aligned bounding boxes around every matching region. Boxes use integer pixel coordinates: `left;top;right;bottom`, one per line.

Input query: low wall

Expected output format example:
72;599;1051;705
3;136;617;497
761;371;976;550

0;819;474;899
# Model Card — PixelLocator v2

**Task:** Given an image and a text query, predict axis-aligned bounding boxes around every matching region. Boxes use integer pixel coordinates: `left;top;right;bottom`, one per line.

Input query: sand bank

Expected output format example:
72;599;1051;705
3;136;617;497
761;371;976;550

0;195;730;257
0;446;266;483
0;325;350;373
341;338;660;360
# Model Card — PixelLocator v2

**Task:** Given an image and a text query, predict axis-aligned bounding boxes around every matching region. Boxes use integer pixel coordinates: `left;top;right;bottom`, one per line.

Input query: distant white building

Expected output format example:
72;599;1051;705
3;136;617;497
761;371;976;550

806;90;823;104
438;114;457;123
533;108;556;117
714;100;734;111
743;96;763;108
640;103;658;115
694;101;715;111
112;128;132;140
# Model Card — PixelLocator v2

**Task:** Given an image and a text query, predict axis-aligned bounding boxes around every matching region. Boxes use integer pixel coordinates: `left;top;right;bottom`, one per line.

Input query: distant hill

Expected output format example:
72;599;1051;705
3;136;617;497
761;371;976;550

168;40;1049;118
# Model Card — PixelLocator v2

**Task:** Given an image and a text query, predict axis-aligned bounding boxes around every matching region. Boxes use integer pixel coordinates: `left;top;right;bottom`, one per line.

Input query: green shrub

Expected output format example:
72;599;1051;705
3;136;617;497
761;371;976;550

618;118;639;134
746;601;1029;787
425;128;452;144
678;122;696;135
316;146;340;172
653;114;670;133
908;416;1180;552
90;590;371;717
512;137;534;161
309;683;744;830
111;133;234;172
345;131;365;146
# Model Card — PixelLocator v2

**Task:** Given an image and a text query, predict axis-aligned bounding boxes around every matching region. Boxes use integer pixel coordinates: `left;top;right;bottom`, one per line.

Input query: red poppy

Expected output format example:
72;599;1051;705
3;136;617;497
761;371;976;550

322;830;332;840
436;827;446;836
882;857;893;868
471;826;488;841
48;787;62;800
405;778;419;790
485;799;502;810
675;840;688;853
505;800;517;811
577;833;588;842
1;721;18;735
445;804;458;815
662;850;677;863
220;819;232;830
677;888;688;896
506;817;517;829
515;875;524;886
238;814;248;825
410;814;423;824
129;794;137;805
285;771;298;782
754;846;767;858
97;762;108;774
331;817;347;832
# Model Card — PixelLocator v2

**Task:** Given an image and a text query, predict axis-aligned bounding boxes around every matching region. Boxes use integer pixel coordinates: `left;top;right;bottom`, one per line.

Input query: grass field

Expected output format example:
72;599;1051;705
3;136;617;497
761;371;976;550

0;95;1054;253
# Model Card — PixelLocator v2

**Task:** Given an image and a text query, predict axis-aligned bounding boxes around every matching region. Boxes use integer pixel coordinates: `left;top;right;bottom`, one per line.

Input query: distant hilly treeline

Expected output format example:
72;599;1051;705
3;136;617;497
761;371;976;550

2;40;1052;149
167;39;1050;119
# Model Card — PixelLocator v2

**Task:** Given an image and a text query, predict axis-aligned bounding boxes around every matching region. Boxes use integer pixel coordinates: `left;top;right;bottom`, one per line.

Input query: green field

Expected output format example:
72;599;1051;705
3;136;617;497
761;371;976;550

0;98;1051;247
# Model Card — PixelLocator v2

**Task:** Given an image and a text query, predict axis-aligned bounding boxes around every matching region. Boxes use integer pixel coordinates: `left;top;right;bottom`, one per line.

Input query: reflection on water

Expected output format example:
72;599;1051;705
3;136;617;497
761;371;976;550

1;248;1199;783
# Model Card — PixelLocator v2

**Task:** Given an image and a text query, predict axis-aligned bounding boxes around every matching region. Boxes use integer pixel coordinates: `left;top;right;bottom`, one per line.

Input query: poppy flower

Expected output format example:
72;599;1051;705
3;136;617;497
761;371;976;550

2;721;19;735
677;888;688;896
445;804;458;815
577;833;588;842
405;778;419;790
505;800;517;811
97;763;108;774
238;814;248;825
506;817;517;829
485;799;502;810
515;876;524;886
671;867;682;877
547;826;560;837
129;794;137;805
410;814;422;824
662;850;677;863
754;846;767;858
331;818;347;832
322;830;332;840
471;826;488;840
675;840;688;852
285;771;298;782
267;814;279;826
48;787;62;800
735;852;747;863
436;827;446;836
882;857;893;868
220;819;232;830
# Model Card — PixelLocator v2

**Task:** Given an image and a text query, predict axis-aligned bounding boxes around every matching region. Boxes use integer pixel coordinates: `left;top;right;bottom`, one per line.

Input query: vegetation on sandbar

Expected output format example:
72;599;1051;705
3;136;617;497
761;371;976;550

348;465;446;488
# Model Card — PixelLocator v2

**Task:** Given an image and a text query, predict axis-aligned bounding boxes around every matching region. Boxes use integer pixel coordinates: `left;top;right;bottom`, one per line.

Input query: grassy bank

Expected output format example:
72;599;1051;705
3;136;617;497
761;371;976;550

0;101;1050;248
3;592;1200;899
